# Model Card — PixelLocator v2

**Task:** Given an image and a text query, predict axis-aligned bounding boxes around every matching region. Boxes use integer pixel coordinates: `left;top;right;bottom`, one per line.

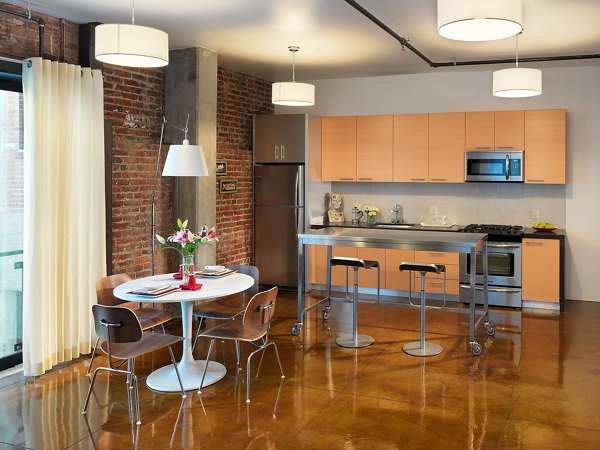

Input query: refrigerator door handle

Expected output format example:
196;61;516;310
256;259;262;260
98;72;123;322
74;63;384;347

296;165;304;208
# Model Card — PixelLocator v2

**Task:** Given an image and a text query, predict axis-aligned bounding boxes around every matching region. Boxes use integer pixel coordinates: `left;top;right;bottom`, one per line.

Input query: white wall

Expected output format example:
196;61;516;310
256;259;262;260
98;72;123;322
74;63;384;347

277;65;600;302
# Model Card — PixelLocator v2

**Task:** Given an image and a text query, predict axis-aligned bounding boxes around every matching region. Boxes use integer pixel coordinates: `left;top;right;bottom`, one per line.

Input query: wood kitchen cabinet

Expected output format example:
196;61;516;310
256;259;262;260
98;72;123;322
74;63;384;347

522;238;560;303
356;115;393;182
393;114;429;182
524;109;566;184
466;111;494;150
414;251;459;295
495;110;524;150
428;112;465;183
385;249;416;291
254;114;306;163
321;116;357;181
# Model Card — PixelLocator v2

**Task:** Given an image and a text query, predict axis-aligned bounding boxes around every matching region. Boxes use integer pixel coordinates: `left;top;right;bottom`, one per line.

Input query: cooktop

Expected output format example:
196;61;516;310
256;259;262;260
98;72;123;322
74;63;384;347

461;224;525;241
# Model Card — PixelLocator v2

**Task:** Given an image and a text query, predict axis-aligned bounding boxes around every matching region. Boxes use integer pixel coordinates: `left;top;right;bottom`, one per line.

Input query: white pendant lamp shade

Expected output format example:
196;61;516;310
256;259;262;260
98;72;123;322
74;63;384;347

272;82;315;106
95;23;169;67
493;68;542;98
272;46;315;106
162;140;208;176
437;0;523;41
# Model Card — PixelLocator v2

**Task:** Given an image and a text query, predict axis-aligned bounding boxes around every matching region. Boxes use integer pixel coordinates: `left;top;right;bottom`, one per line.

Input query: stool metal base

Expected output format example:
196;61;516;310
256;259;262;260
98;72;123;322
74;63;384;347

403;341;443;357
336;334;374;348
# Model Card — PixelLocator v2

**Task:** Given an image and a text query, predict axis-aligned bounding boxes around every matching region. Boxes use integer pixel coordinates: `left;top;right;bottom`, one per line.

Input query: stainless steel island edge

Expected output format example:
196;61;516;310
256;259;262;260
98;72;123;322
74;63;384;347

294;227;492;355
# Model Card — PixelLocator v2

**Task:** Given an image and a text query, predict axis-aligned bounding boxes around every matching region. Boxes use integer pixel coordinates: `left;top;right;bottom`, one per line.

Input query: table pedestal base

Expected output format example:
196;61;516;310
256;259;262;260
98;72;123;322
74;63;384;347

146;359;226;392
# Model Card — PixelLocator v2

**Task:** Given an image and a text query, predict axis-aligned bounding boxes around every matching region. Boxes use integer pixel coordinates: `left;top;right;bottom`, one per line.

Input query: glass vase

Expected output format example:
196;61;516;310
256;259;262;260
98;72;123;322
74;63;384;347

367;214;376;224
182;254;194;284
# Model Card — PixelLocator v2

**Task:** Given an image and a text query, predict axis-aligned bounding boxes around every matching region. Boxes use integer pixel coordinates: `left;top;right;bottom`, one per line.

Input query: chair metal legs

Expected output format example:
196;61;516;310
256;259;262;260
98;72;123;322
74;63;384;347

198;338;285;404
191;317;205;352
86;337;101;376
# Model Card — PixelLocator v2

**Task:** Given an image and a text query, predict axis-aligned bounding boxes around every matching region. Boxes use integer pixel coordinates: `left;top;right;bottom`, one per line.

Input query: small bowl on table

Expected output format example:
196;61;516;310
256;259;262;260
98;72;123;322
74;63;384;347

204;265;226;272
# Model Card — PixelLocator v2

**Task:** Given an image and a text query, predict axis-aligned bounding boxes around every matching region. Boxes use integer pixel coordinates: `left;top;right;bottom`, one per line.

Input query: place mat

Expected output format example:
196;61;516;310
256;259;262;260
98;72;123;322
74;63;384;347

195;268;238;278
128;284;179;297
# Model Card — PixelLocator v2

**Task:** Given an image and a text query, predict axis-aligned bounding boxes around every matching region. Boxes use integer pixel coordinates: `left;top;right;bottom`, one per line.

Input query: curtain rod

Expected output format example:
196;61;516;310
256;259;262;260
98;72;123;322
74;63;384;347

0;55;32;67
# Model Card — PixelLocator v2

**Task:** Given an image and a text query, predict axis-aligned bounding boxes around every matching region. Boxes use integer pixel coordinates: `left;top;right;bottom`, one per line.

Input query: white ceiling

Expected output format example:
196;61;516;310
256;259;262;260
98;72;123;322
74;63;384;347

12;0;600;81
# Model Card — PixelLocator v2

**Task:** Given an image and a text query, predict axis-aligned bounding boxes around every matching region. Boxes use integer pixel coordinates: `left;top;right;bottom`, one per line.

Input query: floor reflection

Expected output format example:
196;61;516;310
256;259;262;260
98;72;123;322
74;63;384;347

0;293;598;449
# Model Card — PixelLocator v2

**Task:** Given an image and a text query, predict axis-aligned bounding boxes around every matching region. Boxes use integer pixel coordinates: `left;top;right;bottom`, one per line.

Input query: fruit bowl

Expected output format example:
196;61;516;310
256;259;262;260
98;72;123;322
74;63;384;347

533;226;557;232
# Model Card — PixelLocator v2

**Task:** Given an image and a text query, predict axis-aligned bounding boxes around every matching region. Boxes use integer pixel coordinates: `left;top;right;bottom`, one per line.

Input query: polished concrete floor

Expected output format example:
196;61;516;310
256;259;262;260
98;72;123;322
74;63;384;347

1;292;599;449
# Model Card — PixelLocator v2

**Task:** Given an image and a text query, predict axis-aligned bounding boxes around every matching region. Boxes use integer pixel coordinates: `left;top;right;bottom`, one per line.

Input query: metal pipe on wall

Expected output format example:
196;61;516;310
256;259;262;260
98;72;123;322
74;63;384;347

0;5;46;58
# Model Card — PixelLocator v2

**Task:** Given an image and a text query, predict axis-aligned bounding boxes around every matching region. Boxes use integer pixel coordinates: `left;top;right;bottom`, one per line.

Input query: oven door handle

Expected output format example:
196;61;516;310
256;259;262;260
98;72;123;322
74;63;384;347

460;284;521;293
487;243;521;249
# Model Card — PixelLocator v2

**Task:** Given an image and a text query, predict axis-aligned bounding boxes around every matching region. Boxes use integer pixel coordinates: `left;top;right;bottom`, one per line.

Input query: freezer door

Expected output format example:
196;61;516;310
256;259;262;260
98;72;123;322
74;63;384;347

255;206;303;287
254;114;306;163
254;165;304;207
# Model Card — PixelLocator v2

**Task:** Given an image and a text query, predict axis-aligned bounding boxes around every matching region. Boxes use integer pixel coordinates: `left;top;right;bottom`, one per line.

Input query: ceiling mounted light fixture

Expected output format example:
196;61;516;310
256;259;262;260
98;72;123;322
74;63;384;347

95;0;169;68
272;46;315;106
437;0;523;42
493;34;542;98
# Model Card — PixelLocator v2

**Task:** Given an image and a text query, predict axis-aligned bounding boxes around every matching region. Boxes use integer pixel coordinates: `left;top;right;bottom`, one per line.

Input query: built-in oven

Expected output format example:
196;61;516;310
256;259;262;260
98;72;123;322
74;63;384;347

459;241;522;307
465;150;524;182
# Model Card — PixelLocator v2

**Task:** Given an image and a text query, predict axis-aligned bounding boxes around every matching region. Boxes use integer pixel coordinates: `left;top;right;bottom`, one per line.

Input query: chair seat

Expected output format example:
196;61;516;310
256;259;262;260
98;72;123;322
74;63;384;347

135;308;175;330
100;331;183;360
192;296;244;320
399;262;445;274
330;257;379;269
199;319;268;343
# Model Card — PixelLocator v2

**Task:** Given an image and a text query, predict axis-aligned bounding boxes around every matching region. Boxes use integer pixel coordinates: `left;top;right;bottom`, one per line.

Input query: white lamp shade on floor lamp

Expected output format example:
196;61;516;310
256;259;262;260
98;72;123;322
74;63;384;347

95;23;169;68
437;0;523;41
493;67;542;98
162;140;209;176
272;81;315;106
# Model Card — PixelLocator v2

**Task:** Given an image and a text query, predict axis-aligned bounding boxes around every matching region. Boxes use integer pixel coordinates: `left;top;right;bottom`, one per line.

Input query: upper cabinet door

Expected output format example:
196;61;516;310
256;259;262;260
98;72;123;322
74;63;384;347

495;110;524;150
254;114;306;163
393;114;429;182
322;116;357;181
428;112;465;183
466;111;494;150
524;109;566;184
356;115;393;182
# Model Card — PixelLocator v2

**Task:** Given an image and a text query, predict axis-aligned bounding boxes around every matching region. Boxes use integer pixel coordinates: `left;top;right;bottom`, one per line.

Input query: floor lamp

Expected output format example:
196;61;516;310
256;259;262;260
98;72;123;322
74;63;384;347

151;114;209;275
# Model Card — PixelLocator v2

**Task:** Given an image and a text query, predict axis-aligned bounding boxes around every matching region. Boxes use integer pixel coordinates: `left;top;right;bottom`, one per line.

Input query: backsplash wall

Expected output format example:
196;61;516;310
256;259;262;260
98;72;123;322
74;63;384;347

329;182;566;227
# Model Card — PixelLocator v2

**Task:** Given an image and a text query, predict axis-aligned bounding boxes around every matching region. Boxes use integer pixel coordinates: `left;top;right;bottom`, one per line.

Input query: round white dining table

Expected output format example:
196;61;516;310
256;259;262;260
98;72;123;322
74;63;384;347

113;272;254;392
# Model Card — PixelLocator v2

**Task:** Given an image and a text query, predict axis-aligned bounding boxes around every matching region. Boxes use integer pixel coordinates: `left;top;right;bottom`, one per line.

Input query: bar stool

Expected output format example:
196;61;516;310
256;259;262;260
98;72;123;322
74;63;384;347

330;257;379;348
399;262;445;357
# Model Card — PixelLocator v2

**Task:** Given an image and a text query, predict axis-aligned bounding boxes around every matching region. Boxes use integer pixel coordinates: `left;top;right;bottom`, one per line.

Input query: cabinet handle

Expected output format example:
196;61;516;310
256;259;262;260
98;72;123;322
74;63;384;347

427;252;444;256
429;281;445;286
496;146;514;149
430;178;447;181
410;178;426;181
525;241;544;246
274;145;279;161
527;179;545;183
339;177;354;181
281;144;285;160
358;177;373;181
475;146;492;149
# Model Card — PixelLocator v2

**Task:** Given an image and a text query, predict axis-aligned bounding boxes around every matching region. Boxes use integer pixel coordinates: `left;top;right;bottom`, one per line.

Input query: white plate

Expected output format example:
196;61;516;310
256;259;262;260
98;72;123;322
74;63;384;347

205;265;225;272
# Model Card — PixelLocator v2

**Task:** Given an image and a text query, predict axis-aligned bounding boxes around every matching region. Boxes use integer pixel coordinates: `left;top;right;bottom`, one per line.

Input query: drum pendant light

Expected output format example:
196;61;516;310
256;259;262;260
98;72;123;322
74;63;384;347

437;0;523;42
95;0;169;68
272;46;315;106
493;34;542;98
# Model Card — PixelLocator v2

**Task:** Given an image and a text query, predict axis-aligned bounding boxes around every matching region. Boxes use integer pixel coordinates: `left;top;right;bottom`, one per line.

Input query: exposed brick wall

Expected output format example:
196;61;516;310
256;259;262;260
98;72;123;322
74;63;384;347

0;3;173;278
216;67;273;266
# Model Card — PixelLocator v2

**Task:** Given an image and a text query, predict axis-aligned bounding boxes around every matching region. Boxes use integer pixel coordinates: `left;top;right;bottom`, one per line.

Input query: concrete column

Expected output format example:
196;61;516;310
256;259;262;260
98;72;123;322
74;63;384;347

165;47;217;270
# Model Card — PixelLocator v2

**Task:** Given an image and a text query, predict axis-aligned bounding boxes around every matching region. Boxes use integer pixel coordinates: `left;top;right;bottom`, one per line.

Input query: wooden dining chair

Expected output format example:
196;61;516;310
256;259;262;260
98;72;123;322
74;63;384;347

82;305;186;425
191;265;259;361
197;286;284;403
87;274;175;375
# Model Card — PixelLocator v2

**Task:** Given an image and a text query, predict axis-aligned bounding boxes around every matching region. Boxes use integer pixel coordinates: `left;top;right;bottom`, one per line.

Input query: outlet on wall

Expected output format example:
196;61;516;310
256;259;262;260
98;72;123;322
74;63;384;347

530;208;540;219
429;206;439;215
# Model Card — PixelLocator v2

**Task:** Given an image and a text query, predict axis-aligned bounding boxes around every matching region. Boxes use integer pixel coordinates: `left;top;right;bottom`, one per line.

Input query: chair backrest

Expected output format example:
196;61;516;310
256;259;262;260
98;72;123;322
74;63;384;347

96;273;132;306
92;304;143;344
229;264;259;297
242;286;278;327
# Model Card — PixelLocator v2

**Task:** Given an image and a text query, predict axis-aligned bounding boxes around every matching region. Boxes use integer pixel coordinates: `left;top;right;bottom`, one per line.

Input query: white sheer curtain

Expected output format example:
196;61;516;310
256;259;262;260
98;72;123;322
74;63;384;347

22;58;106;377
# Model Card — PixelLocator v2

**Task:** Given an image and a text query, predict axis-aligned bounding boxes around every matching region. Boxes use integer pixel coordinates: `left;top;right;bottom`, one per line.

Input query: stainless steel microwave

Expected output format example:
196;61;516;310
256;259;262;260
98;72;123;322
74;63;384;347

465;150;524;182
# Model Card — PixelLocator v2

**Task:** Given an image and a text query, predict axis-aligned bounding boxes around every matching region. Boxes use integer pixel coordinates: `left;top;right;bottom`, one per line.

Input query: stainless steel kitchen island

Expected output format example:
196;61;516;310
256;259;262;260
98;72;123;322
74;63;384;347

294;227;493;355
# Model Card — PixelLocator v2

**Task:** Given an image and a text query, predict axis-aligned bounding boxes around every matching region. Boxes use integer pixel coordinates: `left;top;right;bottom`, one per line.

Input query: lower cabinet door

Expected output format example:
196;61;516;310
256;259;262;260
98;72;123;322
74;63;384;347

385;249;415;291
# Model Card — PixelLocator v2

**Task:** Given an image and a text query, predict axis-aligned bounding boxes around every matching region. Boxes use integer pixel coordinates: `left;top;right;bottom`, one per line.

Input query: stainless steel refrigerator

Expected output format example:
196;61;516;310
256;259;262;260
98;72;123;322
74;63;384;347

254;164;304;287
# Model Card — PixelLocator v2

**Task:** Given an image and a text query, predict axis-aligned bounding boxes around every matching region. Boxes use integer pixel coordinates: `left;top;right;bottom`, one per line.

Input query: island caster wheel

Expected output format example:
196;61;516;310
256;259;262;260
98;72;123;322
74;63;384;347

470;341;482;356
322;307;330;321
291;324;302;336
484;322;496;336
